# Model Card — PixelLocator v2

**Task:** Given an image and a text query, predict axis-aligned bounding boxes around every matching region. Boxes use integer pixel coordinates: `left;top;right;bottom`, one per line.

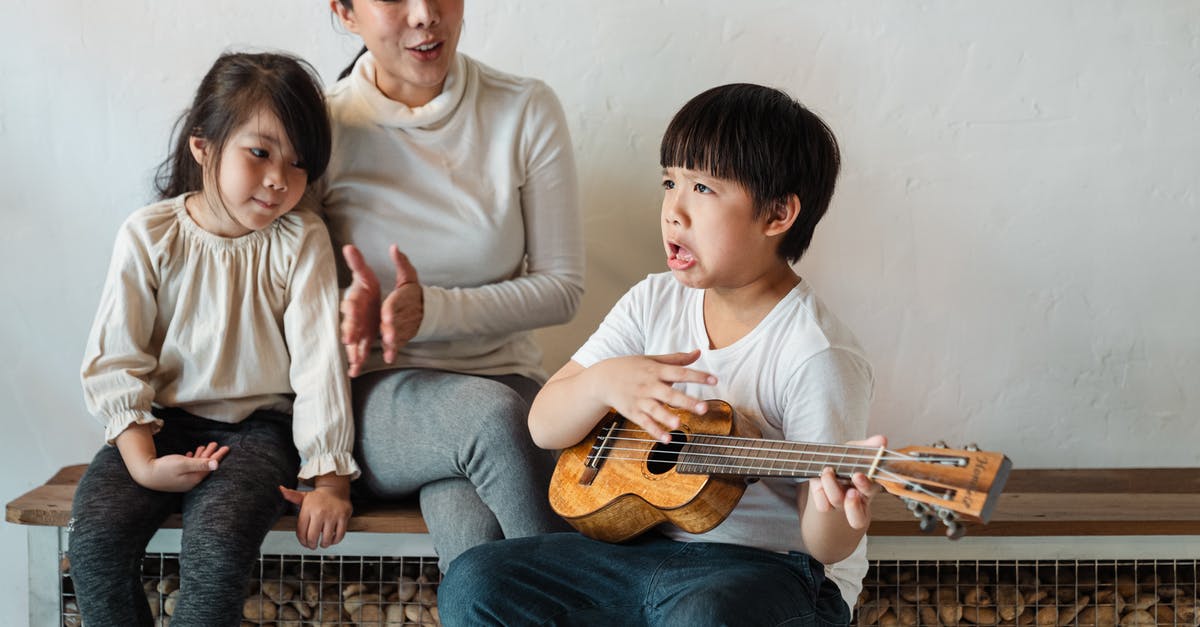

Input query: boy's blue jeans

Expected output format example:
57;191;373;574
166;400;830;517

439;532;852;627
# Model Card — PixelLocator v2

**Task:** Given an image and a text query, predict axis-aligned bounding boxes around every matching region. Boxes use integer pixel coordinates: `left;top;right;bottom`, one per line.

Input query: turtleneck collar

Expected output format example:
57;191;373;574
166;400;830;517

351;50;468;130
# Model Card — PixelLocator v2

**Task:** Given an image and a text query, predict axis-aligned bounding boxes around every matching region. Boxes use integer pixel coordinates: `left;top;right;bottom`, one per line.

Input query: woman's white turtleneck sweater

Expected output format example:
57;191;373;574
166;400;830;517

319;52;583;382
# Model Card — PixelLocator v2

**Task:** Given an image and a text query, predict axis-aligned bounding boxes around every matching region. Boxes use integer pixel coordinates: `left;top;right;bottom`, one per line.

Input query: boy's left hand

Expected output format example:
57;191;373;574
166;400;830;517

809;435;887;530
279;480;353;549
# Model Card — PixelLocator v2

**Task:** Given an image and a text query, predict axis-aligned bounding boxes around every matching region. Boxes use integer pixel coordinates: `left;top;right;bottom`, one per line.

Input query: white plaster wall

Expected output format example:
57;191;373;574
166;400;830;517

2;0;1197;621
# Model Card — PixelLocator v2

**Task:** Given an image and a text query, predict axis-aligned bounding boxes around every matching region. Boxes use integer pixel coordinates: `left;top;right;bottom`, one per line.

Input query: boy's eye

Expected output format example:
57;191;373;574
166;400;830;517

694;183;711;194
661;180;676;190
250;148;269;159
290;160;306;170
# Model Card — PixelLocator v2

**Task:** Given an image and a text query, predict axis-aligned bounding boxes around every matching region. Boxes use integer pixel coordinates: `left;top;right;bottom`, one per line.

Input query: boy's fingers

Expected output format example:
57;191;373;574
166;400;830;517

649;349;702;366
809;481;831;512
664;365;717;386
660;388;707;417
845;489;871;529
820;469;845;508
629;410;670;444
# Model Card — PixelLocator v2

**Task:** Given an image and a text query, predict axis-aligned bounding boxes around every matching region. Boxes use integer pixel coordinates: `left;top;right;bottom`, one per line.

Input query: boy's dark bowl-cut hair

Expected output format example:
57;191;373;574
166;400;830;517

660;83;840;263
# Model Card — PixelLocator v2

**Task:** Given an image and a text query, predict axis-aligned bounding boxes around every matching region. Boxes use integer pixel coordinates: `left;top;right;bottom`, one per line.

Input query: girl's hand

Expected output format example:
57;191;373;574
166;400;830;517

279;476;353;549
380;245;423;363
592;350;717;444
340;244;382;377
134;442;230;493
808;435;887;530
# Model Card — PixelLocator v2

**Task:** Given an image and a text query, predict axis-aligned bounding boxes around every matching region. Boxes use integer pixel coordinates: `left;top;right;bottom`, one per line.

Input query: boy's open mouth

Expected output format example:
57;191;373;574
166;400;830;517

667;242;696;269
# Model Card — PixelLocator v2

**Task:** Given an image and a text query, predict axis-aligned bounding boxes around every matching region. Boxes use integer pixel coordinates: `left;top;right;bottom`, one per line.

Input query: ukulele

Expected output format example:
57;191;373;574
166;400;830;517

549;400;1011;543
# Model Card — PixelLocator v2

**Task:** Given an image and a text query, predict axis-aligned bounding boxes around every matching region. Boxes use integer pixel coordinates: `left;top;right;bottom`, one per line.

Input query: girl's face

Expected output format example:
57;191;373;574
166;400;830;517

188;108;308;238
334;0;465;108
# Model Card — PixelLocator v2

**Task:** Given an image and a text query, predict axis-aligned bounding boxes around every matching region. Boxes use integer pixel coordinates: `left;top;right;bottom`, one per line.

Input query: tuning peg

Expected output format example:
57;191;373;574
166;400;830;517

945;520;966;540
932;440;948;449
965;443;979;452
905;499;928;516
919;514;938;533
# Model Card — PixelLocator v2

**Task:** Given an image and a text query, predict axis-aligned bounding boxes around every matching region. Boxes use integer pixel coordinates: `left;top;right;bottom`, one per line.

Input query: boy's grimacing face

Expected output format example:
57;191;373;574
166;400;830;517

660;166;779;290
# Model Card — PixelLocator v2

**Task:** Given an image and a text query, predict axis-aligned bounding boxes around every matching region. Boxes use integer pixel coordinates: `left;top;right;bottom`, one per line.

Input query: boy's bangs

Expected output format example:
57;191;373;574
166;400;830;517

659;114;745;183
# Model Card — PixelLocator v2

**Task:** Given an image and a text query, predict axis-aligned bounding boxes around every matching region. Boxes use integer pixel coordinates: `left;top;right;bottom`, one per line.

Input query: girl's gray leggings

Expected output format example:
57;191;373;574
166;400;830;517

350;368;568;570
69;409;299;627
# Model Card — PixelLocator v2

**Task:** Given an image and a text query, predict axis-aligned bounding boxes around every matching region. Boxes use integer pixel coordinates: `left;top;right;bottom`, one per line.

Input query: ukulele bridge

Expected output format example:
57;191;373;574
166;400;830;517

580;417;622;485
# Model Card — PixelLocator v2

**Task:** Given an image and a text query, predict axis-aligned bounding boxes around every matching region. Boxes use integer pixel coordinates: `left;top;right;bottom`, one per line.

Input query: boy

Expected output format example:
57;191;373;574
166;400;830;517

439;83;882;626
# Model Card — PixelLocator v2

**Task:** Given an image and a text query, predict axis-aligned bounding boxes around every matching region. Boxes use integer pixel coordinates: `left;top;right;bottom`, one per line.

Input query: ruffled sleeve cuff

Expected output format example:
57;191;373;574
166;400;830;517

103;410;163;446
298;452;362;482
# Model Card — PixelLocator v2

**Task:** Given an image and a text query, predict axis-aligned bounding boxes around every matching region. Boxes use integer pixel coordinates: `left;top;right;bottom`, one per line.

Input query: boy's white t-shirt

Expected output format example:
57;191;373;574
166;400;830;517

572;271;875;610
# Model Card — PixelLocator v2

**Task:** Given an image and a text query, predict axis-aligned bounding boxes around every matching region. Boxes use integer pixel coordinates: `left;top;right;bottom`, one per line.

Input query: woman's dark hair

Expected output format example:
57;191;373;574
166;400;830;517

155;52;332;200
338;46;368;81
660;83;841;263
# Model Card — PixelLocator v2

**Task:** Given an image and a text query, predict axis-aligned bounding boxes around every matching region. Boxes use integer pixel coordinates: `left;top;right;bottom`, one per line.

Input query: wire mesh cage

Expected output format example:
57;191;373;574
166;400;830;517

57;554;1200;626
60;551;442;626
856;560;1199;626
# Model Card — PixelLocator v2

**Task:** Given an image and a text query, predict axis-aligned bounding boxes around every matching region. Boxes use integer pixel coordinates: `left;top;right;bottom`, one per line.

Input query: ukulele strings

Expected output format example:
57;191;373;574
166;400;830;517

586;429;962;486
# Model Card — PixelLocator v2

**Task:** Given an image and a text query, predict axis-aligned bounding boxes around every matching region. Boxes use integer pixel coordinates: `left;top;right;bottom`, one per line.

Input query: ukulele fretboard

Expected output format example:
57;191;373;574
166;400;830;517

676;436;871;478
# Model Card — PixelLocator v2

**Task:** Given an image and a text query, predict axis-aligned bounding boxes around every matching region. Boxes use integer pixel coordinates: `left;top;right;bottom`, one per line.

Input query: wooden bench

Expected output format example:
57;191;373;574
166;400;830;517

14;465;1200;536
6;464;429;534
9;466;1200;624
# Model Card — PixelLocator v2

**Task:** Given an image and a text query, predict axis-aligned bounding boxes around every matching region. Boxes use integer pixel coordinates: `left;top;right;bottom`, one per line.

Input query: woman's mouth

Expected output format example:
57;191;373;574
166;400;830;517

408;41;444;61
667;242;697;271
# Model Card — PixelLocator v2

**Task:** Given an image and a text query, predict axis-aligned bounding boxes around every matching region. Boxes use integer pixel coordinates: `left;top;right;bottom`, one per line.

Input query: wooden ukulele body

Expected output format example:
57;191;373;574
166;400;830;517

548;401;759;543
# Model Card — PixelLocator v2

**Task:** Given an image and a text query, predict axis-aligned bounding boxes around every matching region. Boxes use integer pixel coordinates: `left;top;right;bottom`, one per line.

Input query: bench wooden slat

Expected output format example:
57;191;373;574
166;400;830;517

8;466;1200;537
5;465;427;534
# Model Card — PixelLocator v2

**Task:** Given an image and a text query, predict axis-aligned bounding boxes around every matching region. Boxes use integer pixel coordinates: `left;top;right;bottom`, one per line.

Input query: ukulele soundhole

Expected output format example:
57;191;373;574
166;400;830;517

646;431;687;475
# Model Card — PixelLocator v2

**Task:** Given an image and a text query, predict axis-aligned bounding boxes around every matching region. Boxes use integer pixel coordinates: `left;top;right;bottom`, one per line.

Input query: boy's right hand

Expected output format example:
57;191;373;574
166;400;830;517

591;350;716;444
130;443;230;493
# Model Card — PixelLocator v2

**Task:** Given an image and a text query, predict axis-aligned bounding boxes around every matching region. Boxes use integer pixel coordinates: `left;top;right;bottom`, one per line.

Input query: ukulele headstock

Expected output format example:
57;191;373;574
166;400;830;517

874;441;1011;539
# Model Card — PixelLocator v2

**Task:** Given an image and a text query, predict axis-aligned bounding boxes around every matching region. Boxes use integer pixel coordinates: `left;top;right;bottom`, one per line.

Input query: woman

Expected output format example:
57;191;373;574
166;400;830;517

321;0;582;570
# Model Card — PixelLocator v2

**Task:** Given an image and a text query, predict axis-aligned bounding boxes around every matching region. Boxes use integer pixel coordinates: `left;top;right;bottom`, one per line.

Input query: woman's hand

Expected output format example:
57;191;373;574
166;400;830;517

380;244;423;363
808;434;887;530
279;474;353;549
340;244;382;377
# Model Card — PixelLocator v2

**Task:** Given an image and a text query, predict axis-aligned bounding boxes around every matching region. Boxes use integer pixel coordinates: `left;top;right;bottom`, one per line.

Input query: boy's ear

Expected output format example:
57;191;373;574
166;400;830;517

188;136;209;166
763;194;801;237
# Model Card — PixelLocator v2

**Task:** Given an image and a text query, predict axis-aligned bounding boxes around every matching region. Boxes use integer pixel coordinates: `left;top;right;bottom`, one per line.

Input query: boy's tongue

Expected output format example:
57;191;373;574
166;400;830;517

668;243;696;270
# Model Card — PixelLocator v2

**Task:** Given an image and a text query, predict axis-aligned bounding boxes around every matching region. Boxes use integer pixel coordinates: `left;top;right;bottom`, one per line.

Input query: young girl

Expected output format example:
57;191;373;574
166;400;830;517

70;52;360;627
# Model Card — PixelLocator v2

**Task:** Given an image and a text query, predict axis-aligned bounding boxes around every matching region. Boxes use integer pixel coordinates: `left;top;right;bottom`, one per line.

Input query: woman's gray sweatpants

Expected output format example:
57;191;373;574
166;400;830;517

69;409;299;627
351;368;568;570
